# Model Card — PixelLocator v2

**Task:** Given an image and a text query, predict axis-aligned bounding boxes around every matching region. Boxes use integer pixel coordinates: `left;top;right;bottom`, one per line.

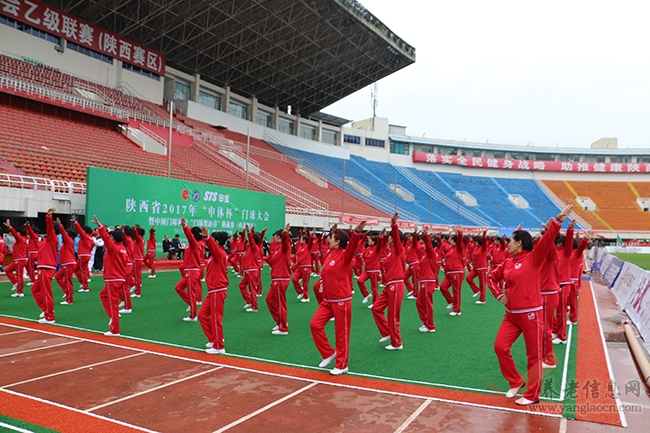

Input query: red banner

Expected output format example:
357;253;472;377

422;224;450;232
452;226;487;232
396;221;418;229
412;152;650;174
1;0;165;75
338;215;379;226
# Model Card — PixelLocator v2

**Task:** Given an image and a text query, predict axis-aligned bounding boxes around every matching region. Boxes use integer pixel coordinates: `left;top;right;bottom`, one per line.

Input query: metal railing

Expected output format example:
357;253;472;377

0;173;85;194
140;125;168;147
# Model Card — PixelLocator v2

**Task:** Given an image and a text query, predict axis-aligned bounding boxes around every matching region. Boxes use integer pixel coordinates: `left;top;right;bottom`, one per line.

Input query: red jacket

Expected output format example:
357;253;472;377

146;228;156;253
266;231;292;279
557;227;574;285
382;222;406;283
321;230;360;300
241;230;261;272
181;225;203;271
417;233;440;282
74;222;94;257
540;245;559;294
488;218;561;313
123;234;134;265
362;237;381;272
470;235;488;269
59;225;76;266
132;228;145;260
204;235;229;290
98;225;127;282
443;231;464;274
8;226;27;260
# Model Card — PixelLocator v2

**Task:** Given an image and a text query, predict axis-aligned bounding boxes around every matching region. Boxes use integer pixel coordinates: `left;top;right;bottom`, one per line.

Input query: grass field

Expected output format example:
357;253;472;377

611;253;650;271
0;267;578;414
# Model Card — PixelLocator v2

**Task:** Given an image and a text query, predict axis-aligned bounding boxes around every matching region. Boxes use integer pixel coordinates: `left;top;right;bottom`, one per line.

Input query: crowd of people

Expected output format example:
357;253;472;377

2;204;590;406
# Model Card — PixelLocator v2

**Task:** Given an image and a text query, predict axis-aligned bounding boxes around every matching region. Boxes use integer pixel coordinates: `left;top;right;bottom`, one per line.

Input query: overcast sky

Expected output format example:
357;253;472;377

325;0;650;149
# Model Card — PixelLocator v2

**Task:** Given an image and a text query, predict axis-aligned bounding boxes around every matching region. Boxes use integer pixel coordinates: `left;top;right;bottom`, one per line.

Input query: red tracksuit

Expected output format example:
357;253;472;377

26;233;39;284
310;233;321;274
310;230;360;371
30;215;58;321
143;228;157;276
55;226;76;304
200;236;229;350
568;238;590;324
74;222;94;292
265;231;292;332
239;230;261;309
371;222;406;347
98;225;128;334
466;235;488;302
292;236;312;299
404;234;420;297
132;228;145;296
487;218;562;402
440;231;465;313
357;234;381;301
416;233;439;331
175;225;203;319
540;244;560;366
121;234;135;310
6;226;27;294
553;227;574;342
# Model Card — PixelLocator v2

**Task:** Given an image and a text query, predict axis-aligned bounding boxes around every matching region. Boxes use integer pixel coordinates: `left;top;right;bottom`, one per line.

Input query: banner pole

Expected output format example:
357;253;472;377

245;127;250;190
168;100;173;178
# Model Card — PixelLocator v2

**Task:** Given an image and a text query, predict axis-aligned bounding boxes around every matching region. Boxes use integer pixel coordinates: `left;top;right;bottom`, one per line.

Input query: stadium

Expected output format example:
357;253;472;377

0;0;649;432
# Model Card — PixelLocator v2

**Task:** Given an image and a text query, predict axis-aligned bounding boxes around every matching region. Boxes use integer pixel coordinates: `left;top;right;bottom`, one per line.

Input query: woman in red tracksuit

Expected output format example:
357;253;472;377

357;233;381;306
553;223;574;344
27;210;58;323
239;226;261;312
26;226;39;286
265;223;292;335
568;235;590;325
131;225;146;297
416;230;439;332
55;220;77;305
466;231;488;304
310;222;363;375
404;232;420;299
487;204;572;405
292;232;313;302
5;221;27;296
371;213;406;350
200;227;230;354
73;218;94;293
439;226;465;316
174;218;204;322
143;226;157;278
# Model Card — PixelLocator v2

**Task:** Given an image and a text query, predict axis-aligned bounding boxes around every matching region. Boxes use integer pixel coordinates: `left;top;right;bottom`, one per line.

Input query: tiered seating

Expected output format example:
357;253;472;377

171;144;253;191
0;55;158;118
542;180;650;231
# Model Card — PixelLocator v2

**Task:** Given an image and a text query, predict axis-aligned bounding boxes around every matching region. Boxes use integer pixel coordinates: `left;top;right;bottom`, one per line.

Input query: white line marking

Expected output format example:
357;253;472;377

394;399;432;433
558;417;567;433
589;280;628;427
2;353;145;389
87;366;223;411
0;340;80;358
559;322;573;401
0;420;35;433
0;320;566;420
212;382;318;433
0;388;161;433
0;330;29;337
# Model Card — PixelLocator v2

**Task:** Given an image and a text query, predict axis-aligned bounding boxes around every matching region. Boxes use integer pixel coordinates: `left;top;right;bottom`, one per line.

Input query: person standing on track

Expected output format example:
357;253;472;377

239;225;262;312
416;229;439;333
265;223;292;335
439;226;465;316
200;227;229;354
143;226;157;278
24;210;58;323
466;231;488;304
487;204;573;406
173;218;203;322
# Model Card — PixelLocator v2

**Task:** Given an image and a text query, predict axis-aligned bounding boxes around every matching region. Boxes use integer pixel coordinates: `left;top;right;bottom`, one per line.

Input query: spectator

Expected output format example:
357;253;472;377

171;234;183;260
162;235;172;259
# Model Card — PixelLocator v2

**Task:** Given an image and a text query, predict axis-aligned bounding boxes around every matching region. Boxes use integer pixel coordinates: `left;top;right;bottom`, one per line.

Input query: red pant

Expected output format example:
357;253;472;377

143;251;156;276
416;280;436;330
494;310;544;402
291;267;310;299
404;263;419;297
371;280;404;347
100;281;122;334
352;254;363;277
74;255;91;290
27;253;38;283
199;289;227;349
55;263;75;303
542;292;559;365
441;272;463;313
175;269;201;319
466;268;487;302
31;268;55;321
239;270;259;309
357;271;379;300
6;259;26;294
568;280;579;323
312;278;324;305
133;259;143;295
553;284;570;341
311;253;320;274
310;299;351;370
266;279;289;332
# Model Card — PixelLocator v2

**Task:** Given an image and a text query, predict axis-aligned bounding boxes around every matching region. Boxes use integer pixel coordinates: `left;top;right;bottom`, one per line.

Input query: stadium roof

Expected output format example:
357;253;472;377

46;0;415;117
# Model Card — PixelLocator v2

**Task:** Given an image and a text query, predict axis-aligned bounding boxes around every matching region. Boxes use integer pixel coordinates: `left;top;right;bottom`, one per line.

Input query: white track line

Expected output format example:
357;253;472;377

0;420;35;433
0;340;80;358
558;417;567;433
0;330;29;337
394;399;432;433
588;280;628;427
0;321;566;420
212;382;318;433
558;322;573;401
0;388;160;433
87;366;223;411
2;353;145;389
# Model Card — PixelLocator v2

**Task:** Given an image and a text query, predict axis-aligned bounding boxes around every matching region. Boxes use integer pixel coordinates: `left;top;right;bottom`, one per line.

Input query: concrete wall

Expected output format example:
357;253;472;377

0;187;86;218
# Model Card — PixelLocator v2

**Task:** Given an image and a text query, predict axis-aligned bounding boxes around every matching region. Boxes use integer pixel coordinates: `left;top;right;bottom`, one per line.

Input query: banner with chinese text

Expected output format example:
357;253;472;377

412;152;650;174
86;168;286;242
1;0;165;75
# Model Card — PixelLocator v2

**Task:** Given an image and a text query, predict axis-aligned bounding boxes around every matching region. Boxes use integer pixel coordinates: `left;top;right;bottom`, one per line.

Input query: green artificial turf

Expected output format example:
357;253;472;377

611;253;650;271
0;267;577;404
0;415;59;433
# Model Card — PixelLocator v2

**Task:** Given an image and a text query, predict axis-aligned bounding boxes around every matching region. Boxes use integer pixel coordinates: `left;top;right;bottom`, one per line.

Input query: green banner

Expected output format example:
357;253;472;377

86;168;286;239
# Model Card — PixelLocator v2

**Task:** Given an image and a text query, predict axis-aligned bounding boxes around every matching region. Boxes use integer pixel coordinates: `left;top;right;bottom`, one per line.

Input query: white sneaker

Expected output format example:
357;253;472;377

183;317;198;322
273;325;279;331
119;301;125;309
148;274;156;278
473;291;480;298
379;335;390;343
406;295;416;300
11;284;18;291
449;311;461;316
300;298;310;303
245;308;258;312
297;293;304;300
186;306;191;312
551;333;557;339
26;282;33;286
78;288;89;293
329;317;335;322
104;331;120;337
542;362;557;369
552;338;566;345
119;309;132;314
475;300;486;304
446;303;453;309
38;318;55;324
201;278;206;282
351;290;355;294
515;397;539;406
244;304;251;309
60;301;72;305
256;294;263;297
319;353;337;368
506;385;523;398
419;325;435;333
330;367;348;375
131;294;141;298
206;348;226;354
39;312;45;319
362;295;371;304
11;292;24;298
206;342;214;348
130;286;136;294
271;329;288;335
385;344;403;350
407;291;414;297
367;303;373;309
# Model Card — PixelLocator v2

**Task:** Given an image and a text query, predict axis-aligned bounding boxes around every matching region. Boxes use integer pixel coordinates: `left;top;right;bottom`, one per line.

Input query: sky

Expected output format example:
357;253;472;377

325;0;650;149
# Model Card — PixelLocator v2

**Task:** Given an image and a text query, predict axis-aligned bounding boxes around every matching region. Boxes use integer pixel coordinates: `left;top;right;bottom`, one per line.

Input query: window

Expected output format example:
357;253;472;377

584;155;606;163
199;90;220;110
465;149;482;157
535;153;555;161
559;154;579;162
322;130;337;145
228;101;248;119
366;139;385;148
486;151;505;159
122;62;159;80
256;110;272;127
390;142;409;155
278;118;293;134
638;156;650;162
67;41;113;64
174;81;190;101
300;125;316;141
1;14;60;44
609;156;631;163
439;147;457;155
343;135;361;144
414;145;433;153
